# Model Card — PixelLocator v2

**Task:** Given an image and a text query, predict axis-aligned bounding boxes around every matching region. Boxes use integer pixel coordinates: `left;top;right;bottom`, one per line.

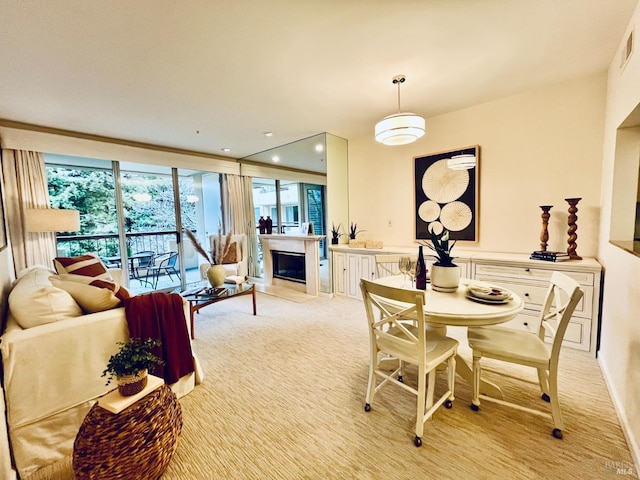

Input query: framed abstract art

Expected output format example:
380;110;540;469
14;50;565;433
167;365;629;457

414;146;479;242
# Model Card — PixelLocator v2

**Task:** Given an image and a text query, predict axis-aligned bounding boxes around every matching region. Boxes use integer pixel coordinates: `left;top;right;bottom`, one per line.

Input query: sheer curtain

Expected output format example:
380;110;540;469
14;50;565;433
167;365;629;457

1;149;56;275
223;174;259;277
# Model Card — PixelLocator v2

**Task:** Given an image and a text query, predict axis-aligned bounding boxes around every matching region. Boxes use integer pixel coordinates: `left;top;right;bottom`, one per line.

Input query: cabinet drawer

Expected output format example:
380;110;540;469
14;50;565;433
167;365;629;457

499;313;590;351
474;275;593;319
474;264;595;287
500;312;540;334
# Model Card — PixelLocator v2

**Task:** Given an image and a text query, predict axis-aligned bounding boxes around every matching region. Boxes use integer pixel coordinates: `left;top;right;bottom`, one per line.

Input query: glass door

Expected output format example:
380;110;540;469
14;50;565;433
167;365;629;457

119;163;181;293
177;168;222;288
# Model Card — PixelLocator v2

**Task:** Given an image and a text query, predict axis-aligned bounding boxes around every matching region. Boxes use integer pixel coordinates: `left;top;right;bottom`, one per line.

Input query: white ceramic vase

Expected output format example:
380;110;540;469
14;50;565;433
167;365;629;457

430;264;460;293
207;264;226;288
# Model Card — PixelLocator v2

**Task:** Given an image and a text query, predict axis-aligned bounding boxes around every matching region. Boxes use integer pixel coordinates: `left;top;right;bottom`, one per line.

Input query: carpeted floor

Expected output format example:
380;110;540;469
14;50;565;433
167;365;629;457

40;292;637;479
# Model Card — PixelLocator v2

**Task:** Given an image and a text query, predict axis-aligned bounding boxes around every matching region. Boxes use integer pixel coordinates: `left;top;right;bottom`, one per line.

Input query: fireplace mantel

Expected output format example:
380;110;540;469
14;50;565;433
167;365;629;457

259;234;325;295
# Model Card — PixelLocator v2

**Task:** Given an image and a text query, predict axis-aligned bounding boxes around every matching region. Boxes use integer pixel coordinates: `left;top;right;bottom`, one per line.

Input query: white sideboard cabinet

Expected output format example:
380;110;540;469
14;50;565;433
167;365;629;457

332;248;376;300
330;246;602;354
470;252;602;353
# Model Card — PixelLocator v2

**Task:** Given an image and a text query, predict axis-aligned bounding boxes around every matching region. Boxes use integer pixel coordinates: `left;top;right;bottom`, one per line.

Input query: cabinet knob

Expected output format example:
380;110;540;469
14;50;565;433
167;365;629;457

524;293;530;297
523;322;529;326
525;268;530;272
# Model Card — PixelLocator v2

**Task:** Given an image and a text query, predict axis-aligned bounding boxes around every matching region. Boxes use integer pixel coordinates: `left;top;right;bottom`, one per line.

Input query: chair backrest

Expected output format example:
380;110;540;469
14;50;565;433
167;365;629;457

135;251;155;268
151;252;171;267
165;251;178;268
375;254;417;278
360;278;427;364
539;271;584;363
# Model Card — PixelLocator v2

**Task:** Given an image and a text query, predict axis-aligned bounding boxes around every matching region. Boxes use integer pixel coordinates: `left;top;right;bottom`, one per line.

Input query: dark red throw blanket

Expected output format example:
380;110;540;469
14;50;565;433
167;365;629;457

123;292;194;385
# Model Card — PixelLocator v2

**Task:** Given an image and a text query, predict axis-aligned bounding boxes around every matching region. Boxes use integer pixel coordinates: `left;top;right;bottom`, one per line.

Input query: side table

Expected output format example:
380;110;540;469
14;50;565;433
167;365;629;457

73;385;182;480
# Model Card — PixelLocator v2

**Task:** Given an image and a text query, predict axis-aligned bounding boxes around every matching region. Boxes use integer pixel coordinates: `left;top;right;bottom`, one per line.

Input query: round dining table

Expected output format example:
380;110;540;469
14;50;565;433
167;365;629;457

371;275;525;398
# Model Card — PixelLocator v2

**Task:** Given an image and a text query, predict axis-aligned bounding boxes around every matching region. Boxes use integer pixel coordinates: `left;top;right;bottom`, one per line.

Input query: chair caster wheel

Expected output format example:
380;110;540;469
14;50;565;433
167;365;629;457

397;375;403;383
552;428;563;439
444;400;453;409
470;403;479;412
414;436;422;447
364;403;371;412
542;393;551;402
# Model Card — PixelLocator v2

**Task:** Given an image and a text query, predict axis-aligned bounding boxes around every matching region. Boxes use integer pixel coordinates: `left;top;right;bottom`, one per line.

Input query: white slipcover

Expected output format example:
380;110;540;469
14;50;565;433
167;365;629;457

0;267;203;479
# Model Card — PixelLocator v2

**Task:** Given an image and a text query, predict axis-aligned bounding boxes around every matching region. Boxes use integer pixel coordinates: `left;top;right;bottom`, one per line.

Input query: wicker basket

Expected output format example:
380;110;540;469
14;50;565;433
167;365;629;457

117;369;148;396
73;385;182;480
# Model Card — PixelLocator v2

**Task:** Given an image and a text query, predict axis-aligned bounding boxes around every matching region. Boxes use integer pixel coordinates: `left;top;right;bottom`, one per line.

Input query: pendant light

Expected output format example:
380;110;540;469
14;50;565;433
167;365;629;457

447;151;476;170
375;75;425;146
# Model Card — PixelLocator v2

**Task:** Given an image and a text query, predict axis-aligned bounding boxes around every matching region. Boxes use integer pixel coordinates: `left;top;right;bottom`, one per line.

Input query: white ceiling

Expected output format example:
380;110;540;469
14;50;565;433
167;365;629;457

0;0;637;173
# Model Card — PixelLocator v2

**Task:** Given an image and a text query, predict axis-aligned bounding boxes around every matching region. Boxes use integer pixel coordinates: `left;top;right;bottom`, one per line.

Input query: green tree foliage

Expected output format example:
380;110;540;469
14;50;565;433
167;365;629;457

46;166;198;257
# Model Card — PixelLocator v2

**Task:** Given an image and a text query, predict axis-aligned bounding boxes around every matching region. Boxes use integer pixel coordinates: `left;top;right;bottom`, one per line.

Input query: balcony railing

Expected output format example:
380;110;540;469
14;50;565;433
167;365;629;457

55;230;181;259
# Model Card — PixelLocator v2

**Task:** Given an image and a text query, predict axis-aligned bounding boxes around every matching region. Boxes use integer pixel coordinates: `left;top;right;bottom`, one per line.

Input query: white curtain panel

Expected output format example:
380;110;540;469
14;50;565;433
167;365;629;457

241;175;258;277
1;149;56;275
224;174;259;277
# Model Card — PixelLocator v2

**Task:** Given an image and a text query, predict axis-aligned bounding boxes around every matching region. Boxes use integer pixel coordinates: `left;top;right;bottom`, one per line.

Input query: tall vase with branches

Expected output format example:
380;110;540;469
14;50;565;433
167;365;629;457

186;228;232;287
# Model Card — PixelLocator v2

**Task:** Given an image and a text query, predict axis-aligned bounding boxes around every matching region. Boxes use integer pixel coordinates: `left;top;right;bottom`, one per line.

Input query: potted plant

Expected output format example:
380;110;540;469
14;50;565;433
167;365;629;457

186;227;232;287
102;337;164;396
330;223;343;245
348;222;366;248
423;228;460;292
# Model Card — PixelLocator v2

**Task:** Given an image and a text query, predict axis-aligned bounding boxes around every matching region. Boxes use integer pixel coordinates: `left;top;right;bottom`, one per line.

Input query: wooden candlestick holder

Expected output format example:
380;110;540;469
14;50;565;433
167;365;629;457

539;205;553;252
565;197;582;260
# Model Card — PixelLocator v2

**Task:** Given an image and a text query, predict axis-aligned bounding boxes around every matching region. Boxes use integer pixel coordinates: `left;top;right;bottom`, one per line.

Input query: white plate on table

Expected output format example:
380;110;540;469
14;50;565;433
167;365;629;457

466;284;512;301
465;293;512;305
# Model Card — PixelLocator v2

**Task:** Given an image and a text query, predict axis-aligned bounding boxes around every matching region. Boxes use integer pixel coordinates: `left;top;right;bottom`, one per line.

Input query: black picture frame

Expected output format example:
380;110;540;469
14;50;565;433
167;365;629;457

414;146;479;242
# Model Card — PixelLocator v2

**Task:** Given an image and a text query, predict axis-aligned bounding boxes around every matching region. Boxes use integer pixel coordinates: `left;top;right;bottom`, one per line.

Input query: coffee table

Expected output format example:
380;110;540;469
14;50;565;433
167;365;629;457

180;282;256;339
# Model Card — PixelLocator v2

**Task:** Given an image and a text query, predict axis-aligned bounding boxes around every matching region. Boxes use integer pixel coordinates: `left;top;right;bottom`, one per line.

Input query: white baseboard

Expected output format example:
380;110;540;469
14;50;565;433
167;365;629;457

599;355;640;474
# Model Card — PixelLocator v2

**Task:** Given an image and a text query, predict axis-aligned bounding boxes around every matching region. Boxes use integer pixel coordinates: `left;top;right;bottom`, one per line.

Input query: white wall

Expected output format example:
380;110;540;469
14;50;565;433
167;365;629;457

347;65;640;466
598;1;640;467
347;73;607;256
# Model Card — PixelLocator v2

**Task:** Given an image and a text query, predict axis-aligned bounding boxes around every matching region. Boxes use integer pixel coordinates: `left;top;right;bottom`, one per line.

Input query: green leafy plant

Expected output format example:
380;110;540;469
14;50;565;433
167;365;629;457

423;228;457;266
348;222;365;240
102;338;164;385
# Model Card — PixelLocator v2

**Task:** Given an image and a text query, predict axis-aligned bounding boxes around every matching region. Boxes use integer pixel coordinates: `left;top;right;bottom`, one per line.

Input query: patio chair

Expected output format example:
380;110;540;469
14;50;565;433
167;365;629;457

146;251;180;288
132;251;155;279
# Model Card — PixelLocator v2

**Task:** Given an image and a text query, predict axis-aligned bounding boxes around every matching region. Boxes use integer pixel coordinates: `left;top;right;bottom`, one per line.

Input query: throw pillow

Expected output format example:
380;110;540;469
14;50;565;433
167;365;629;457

8;267;83;328
221;241;238;264
53;253;113;280
49;274;132;313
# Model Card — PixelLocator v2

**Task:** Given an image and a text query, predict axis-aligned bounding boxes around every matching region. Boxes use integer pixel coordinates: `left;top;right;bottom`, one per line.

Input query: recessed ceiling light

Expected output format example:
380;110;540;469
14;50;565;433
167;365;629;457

264;132;274;137
272;155;280;162
221;148;231;152
315;144;324;152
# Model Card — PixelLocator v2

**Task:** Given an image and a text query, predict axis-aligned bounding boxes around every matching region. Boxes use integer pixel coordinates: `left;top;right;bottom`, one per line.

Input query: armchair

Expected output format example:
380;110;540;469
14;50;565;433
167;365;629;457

199;233;248;280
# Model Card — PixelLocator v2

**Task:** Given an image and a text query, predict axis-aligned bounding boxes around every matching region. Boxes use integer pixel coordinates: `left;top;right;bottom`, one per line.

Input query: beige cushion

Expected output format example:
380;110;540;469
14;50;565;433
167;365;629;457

8;267;82;329
53;253;113;280
49;274;132;313
221;241;238;264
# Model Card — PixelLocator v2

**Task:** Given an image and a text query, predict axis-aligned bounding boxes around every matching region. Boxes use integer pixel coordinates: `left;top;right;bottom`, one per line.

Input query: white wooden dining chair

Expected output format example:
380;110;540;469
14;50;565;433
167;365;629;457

360;278;458;447
467;271;584;439
374;254;416;278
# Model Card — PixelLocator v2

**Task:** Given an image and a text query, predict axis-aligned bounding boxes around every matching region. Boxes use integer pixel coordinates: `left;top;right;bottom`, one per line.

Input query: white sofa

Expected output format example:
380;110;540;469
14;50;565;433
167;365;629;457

199;233;249;281
0;265;202;479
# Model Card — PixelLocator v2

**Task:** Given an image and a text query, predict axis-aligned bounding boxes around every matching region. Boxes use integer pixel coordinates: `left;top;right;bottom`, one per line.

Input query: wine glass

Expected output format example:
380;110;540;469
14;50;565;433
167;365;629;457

407;259;418;288
398;256;409;286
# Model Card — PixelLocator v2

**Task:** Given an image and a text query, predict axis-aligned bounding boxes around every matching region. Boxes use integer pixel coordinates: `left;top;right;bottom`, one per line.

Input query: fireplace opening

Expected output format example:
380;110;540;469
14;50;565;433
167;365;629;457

272;251;306;284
